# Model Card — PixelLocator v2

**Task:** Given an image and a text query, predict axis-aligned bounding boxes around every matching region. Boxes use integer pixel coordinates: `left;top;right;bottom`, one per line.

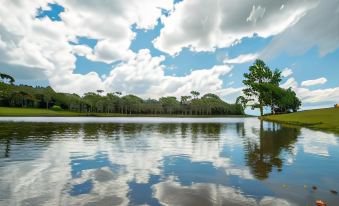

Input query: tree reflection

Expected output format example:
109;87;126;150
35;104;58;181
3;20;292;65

0;122;224;158
158;123;178;135
0;122;81;158
156;123;222;139
242;121;300;180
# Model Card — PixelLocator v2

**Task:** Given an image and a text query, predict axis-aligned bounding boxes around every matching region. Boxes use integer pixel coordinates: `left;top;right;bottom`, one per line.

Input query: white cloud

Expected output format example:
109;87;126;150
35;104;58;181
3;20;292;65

300;128;338;157
50;72;104;94
0;0;240;98
154;0;318;55
280;78;298;89
103;49;232;98
301;77;327;87
262;0;339;57
55;0;173;62
72;45;93;57
281;77;339;106
297;87;339;104
0;119;270;205
0;0;174;94
51;49;233;95
281;68;293;78
216;87;243;97
223;53;259;64
87;39;134;64
153;180;297;206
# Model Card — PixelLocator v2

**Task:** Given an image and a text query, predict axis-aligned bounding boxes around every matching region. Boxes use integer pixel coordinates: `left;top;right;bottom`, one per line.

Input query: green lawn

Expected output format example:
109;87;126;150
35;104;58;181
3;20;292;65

0;107;250;118
0;107;86;117
260;108;339;133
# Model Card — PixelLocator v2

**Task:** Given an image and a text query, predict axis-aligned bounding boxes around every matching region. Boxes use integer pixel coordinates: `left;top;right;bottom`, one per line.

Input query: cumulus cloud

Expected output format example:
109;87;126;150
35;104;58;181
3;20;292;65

281;78;298;89
301;77;327;87
297;87;339;104
153;181;297;206
281;77;339;106
56;0;173;63
281;68;293;78
48;48;233;95
300;128;338;157
104;49;232;98
0;0;240;97
154;0;318;55
223;53;259;64
72;45;93;57
0;120;269;205
0;0;173;93
261;0;339;57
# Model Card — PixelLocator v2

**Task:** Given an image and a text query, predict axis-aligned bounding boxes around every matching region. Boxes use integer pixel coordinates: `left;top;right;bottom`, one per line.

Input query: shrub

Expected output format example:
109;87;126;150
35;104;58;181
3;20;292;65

51;105;62;111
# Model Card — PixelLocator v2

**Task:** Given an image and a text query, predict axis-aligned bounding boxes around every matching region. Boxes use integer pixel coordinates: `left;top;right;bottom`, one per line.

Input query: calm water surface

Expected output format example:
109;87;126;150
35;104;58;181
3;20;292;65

0;117;338;206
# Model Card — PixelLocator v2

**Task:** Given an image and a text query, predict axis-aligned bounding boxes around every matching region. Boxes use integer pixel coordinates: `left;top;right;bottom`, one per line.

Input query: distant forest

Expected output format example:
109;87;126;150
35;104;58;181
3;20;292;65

0;73;244;115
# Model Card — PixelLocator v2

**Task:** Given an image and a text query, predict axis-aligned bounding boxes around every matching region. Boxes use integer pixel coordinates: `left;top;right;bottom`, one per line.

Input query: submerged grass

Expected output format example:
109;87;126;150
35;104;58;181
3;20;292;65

260;108;339;134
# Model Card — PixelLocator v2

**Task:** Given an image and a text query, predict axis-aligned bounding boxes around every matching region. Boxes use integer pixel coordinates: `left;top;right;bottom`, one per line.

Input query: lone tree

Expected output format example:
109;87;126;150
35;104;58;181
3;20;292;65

241;59;301;115
242;59;281;116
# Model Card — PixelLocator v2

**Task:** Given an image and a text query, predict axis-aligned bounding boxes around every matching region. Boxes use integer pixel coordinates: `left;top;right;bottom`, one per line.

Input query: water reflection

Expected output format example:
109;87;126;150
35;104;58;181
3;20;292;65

241;121;300;179
0;118;338;205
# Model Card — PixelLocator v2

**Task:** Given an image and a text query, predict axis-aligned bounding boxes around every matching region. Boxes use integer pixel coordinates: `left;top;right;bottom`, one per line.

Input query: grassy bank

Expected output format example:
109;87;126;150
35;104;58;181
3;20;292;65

0;107;251;118
0;107;87;117
260;108;339;133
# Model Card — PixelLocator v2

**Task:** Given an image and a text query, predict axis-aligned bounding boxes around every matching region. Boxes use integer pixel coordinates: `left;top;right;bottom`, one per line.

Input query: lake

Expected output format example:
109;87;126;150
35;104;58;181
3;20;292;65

0;117;338;205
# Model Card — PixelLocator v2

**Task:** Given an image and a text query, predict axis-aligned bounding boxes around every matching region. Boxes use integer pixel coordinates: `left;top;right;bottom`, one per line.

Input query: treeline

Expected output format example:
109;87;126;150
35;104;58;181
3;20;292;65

0;73;244;115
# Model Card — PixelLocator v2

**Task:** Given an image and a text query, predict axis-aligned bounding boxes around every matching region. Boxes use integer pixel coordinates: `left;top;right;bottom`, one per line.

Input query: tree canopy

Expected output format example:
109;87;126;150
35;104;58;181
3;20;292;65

0;73;244;116
240;59;301;115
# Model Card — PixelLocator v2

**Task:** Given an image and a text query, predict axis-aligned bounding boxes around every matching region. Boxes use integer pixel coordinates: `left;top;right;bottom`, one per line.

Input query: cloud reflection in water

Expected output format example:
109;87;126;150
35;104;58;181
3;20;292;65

0;118;338;205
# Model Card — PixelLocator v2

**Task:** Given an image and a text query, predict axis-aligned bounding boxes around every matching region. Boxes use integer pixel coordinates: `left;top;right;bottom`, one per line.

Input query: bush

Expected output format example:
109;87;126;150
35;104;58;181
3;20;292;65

51;105;62;111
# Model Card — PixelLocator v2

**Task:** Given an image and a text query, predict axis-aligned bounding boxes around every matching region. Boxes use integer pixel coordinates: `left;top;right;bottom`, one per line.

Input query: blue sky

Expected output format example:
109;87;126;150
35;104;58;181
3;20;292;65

1;0;339;112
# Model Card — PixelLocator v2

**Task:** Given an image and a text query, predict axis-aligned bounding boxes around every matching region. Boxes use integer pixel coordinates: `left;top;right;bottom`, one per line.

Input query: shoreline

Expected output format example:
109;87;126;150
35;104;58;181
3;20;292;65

0;107;252;118
260;108;339;134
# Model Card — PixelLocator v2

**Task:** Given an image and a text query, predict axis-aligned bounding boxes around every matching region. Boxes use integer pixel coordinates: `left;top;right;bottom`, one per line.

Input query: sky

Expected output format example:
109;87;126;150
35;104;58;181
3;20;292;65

0;0;339;113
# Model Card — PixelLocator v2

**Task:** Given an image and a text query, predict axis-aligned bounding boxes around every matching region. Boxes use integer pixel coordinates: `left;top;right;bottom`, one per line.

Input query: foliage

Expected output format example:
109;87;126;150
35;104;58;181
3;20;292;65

51;105;62;111
242;59;301;115
0;73;244;116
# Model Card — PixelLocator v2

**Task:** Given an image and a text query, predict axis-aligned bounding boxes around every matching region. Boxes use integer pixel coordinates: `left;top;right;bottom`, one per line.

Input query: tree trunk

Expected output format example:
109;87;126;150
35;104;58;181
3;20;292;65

270;93;274;115
259;101;263;116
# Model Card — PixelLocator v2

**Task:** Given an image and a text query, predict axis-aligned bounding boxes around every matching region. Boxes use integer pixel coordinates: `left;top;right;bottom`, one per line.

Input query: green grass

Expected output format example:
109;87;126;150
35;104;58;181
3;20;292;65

0;107;86;117
260;108;339;133
0;107;250;118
